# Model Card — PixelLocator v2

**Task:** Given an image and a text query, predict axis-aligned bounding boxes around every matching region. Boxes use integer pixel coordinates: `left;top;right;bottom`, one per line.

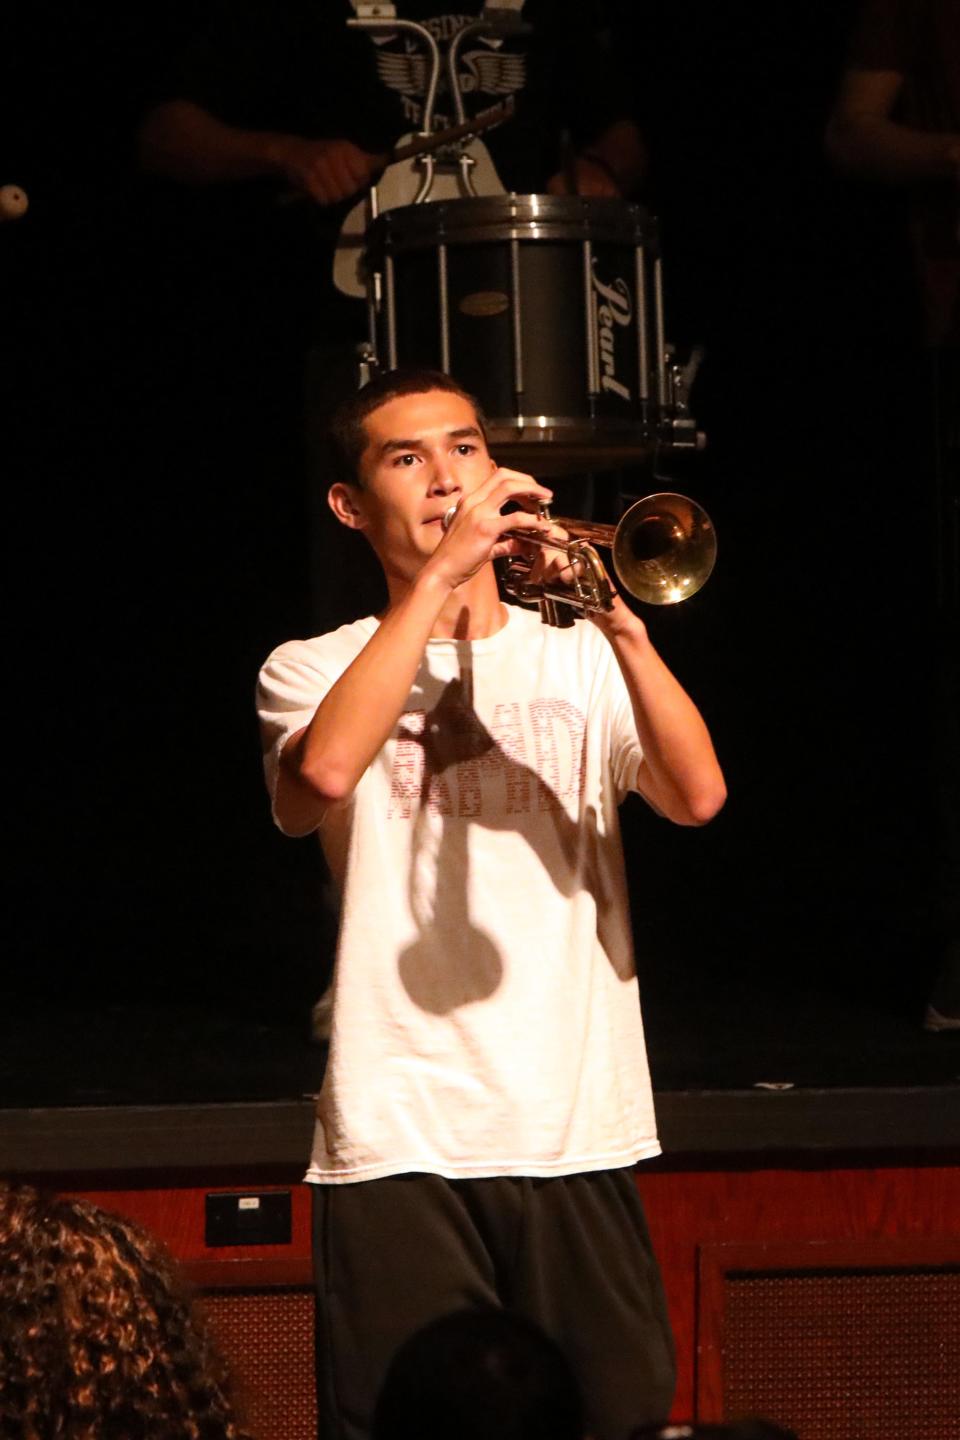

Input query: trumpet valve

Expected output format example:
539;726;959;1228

538;596;576;628
568;540;615;613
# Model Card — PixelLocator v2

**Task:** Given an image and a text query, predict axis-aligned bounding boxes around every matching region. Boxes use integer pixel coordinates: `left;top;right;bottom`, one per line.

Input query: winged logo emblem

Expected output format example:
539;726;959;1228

374;49;431;99
460;49;526;96
375;45;526;103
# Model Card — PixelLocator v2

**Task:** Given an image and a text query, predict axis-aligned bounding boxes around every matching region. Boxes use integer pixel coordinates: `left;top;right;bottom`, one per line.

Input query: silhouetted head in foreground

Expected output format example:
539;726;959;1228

373;1308;585;1440
0;1182;251;1440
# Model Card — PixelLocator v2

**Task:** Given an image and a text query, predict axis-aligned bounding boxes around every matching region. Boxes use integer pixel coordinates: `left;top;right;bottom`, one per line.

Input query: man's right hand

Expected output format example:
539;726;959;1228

424;467;554;594
271;136;385;205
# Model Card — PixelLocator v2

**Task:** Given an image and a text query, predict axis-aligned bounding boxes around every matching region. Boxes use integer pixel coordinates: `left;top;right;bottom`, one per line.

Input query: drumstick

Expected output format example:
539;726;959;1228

277;97;515;206
388;96;514;164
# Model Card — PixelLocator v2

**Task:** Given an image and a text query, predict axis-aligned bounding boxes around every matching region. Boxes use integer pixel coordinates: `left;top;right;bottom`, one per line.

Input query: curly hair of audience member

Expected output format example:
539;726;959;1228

0;1182;252;1440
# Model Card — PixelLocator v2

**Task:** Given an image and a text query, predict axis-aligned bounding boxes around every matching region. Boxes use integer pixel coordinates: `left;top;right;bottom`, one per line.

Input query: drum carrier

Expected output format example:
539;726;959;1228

347;7;703;476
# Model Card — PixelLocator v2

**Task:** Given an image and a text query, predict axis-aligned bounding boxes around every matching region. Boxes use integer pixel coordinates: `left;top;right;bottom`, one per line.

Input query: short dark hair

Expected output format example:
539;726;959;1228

327;368;488;488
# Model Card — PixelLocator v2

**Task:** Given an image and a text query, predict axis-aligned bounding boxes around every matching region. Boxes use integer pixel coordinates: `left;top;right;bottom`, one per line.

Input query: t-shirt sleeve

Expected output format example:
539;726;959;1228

256;640;336;835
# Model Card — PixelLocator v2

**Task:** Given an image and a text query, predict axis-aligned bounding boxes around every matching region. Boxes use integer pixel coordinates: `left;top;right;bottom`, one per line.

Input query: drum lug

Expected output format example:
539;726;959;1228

659;345;707;451
660;414;708;451
356;342;378;389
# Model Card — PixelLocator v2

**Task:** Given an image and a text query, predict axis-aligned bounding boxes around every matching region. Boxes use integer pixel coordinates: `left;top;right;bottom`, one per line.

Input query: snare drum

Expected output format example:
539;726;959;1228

365;194;671;475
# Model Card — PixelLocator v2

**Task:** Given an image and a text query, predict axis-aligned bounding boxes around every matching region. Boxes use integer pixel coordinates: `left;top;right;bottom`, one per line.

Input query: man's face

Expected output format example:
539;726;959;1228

340;389;496;575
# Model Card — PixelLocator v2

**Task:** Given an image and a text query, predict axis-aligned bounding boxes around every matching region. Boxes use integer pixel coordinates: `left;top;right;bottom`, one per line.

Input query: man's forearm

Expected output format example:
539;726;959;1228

138;100;290;184
595;601;726;826
289;571;453;804
826;112;960;186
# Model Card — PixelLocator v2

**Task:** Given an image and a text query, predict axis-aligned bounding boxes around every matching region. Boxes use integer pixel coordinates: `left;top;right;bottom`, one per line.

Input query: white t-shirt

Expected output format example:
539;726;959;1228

257;603;661;1184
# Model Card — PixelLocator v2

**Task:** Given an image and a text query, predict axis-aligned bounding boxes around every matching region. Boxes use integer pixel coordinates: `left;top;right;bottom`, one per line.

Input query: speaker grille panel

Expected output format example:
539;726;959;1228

723;1269;960;1440
202;1289;317;1440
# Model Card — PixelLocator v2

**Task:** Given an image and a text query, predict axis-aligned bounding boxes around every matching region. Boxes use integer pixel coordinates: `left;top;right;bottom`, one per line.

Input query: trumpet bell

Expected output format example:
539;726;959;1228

612;492;717;606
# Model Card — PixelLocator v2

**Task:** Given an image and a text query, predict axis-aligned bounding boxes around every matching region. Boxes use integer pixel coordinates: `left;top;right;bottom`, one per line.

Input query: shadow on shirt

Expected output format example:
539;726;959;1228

395;662;634;1015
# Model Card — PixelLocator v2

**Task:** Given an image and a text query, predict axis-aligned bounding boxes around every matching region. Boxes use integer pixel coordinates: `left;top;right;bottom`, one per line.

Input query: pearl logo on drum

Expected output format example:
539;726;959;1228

592;266;633;402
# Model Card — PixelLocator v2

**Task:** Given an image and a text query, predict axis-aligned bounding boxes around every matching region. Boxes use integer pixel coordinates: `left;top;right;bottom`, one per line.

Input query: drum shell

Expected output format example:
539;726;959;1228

367;195;662;474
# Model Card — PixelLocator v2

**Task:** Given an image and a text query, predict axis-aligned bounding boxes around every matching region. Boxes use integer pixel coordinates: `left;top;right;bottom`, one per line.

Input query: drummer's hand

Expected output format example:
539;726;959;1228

547;155;620;198
425;467;553;592
273;137;385;205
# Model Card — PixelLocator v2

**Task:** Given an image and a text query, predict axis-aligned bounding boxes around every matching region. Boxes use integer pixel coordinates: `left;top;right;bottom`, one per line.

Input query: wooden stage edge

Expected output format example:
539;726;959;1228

2;1084;958;1176
2;1087;958;1435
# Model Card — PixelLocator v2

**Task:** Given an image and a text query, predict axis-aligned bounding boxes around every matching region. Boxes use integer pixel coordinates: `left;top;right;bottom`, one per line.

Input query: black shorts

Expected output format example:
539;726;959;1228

311;1167;675;1440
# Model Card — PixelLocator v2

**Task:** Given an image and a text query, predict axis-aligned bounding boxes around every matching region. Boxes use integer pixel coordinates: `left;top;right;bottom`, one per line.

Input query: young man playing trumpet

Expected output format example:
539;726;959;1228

257;368;726;1440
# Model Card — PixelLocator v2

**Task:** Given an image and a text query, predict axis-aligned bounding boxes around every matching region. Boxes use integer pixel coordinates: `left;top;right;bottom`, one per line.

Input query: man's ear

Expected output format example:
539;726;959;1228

328;482;368;531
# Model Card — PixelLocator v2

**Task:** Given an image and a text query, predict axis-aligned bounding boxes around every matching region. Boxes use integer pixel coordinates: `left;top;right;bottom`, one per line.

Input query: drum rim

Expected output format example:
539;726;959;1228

368;193;658;250
486;415;657;435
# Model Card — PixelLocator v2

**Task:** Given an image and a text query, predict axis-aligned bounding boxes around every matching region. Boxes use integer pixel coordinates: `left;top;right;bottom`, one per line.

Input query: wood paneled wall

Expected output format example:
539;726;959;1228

60;1161;960;1428
636;1163;960;1420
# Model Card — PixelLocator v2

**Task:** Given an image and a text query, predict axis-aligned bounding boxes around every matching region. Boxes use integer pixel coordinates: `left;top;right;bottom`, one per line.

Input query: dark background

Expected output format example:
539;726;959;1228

2;1;955;1105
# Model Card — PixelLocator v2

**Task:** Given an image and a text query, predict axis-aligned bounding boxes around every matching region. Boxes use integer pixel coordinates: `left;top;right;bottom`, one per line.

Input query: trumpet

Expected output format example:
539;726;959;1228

443;492;717;625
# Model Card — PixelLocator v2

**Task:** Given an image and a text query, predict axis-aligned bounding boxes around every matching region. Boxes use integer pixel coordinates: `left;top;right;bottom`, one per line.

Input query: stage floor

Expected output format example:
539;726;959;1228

2;959;956;1112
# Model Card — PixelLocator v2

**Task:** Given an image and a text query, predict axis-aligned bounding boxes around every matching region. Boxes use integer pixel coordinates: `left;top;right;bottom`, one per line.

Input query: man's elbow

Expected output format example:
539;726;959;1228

680;779;727;827
297;755;356;807
279;729;355;808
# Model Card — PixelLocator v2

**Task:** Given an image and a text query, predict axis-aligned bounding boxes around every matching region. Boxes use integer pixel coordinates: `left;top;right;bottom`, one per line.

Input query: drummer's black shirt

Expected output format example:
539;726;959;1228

155;0;628;191
143;0;632;345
